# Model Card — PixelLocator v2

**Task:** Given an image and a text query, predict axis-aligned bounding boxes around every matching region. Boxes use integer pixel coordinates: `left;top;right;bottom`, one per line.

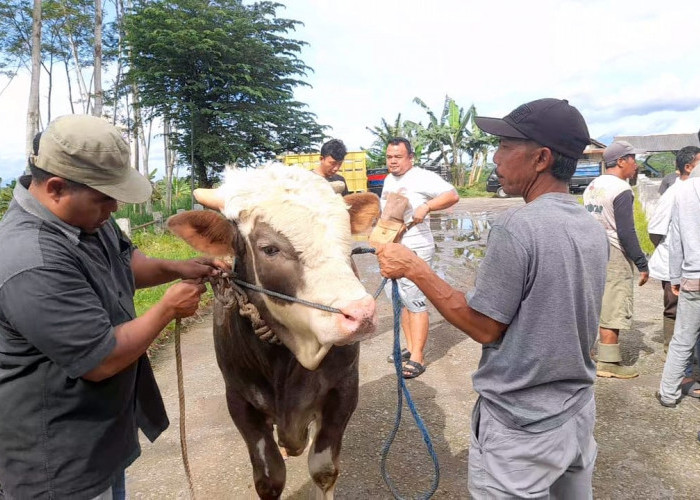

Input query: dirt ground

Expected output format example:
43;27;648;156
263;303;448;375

127;197;700;499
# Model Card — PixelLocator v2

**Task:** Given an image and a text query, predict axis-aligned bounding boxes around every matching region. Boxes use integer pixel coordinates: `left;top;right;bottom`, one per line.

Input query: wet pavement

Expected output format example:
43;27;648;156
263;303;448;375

128;197;700;499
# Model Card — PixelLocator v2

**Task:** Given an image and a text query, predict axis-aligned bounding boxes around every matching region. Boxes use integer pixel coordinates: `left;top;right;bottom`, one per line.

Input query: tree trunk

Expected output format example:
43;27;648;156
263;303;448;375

64;60;75;114
47;55;53;123
67;30;89;113
93;0;103;117
25;0;42;161
164;118;173;213
111;0;124;125
139;112;152;214
132;123;142;214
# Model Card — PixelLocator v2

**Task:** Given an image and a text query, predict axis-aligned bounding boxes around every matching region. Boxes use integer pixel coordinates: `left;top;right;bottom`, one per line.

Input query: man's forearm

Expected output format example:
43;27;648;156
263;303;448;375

426;190;460;212
132;250;184;288
82;301;176;382
405;261;506;344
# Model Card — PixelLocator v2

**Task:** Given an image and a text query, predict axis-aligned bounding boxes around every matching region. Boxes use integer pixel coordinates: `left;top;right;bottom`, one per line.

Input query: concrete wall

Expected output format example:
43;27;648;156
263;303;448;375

637;175;661;220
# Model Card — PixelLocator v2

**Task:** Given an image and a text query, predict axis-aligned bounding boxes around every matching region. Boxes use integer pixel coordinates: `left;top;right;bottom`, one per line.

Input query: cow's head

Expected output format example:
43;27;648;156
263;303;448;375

168;164;380;370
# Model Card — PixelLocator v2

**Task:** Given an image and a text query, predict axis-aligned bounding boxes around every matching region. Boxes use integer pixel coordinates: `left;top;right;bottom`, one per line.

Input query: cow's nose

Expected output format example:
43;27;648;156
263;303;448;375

337;295;377;338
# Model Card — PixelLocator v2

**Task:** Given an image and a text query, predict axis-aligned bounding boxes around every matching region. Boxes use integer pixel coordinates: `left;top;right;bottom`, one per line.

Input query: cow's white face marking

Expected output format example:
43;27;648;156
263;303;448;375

216;164;376;370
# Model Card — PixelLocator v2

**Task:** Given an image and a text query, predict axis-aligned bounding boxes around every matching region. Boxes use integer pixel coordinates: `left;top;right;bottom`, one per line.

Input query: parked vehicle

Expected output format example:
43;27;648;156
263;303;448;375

486;170;508;198
367;167;388;196
486;159;603;196
568;159;602;193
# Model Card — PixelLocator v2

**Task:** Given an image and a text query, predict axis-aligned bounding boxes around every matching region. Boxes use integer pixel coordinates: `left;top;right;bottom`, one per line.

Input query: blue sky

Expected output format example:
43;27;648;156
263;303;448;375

1;0;699;183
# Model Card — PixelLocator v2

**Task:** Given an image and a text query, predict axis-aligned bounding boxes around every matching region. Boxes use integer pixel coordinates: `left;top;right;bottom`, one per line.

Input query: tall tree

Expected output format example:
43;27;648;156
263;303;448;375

0;0;117;119
124;0;325;186
92;0;103;116
25;0;41;157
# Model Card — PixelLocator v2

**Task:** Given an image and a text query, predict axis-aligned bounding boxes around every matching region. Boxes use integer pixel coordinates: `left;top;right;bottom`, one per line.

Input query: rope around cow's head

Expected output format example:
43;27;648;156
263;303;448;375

203;247;385;345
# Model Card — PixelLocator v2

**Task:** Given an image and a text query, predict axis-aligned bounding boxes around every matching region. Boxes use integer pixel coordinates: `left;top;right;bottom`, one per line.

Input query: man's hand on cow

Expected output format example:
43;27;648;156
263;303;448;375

162;280;208;318
177;257;230;280
376;243;421;280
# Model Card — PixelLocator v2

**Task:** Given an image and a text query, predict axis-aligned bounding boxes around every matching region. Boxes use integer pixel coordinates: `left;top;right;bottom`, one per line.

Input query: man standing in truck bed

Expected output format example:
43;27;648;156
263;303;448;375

313;139;349;195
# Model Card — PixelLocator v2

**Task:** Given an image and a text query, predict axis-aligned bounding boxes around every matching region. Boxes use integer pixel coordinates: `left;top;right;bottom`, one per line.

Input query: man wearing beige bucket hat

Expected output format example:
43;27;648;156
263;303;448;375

0;115;223;499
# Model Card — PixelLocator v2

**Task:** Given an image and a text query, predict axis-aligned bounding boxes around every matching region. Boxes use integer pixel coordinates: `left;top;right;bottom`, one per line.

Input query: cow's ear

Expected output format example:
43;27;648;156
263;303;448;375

167;210;236;257
344;192;380;235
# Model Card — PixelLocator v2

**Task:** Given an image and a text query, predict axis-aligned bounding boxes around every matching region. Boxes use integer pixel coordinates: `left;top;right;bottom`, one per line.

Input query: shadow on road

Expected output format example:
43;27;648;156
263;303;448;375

287;372;469;499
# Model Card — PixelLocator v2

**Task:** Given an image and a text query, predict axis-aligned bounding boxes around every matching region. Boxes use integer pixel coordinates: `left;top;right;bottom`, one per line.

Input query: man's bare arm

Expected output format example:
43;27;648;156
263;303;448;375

377;244;507;344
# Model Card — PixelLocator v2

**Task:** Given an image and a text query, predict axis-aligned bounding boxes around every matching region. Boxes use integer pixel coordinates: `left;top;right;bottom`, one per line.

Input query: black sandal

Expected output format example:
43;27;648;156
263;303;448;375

402;360;426;379
387;348;411;364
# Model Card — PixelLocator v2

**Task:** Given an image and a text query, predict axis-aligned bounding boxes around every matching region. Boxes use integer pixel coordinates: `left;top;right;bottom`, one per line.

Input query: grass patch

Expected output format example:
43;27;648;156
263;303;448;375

115;195;194;226
456;183;491;198
131;231;214;352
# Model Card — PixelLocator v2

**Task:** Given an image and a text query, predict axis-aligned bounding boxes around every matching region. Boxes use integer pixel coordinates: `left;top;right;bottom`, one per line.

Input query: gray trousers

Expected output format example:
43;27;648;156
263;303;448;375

659;290;700;404
468;397;596;499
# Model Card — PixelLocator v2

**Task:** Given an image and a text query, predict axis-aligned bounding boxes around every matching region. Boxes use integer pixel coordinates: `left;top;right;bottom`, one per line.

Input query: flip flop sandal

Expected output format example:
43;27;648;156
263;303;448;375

387;348;411;364
681;380;700;399
402;360;426;379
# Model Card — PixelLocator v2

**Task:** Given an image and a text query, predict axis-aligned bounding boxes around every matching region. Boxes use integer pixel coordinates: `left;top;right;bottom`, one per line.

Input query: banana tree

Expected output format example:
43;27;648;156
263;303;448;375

365;113;426;167
464;105;498;187
413;95;476;185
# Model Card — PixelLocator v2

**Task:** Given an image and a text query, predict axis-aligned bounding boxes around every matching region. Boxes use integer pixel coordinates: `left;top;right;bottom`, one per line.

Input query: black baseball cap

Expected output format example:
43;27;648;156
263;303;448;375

475;98;591;159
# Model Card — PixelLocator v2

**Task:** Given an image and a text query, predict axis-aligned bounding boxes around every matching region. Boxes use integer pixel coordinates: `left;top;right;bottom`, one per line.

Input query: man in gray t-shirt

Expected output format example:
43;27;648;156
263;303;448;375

377;98;608;497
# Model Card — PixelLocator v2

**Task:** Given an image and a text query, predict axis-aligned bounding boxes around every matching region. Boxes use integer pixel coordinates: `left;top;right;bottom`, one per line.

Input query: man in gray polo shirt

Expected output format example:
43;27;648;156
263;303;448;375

377;98;608;497
0;115;222;499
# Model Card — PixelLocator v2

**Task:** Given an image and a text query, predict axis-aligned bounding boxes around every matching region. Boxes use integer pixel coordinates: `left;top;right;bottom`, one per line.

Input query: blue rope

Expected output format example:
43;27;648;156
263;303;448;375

379;279;440;500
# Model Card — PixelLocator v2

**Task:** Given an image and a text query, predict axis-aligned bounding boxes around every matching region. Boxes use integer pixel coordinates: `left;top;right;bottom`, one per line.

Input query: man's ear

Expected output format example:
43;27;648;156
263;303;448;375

534;147;554;174
45;177;71;201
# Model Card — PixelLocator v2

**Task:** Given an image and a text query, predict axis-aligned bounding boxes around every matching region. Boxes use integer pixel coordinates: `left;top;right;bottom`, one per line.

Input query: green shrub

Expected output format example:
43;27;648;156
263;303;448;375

633;193;654;256
456;182;490;198
132;232;214;352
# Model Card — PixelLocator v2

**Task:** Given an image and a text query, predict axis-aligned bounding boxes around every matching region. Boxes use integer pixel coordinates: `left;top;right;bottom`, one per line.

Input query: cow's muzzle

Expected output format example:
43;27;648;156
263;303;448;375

334;294;377;343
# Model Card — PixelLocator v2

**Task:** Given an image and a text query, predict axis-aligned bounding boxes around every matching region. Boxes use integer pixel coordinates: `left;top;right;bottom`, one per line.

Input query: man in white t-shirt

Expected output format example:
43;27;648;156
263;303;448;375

648;146;700;355
381;138;459;378
649;146;700;399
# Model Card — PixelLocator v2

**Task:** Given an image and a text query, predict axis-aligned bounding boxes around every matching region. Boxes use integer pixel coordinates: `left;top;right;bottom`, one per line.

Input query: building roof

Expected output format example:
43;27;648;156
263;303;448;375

614;133;700;152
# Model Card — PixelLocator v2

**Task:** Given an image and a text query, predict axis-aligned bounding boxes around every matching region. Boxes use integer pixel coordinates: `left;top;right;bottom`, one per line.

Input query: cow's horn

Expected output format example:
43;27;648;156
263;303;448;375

193;188;224;211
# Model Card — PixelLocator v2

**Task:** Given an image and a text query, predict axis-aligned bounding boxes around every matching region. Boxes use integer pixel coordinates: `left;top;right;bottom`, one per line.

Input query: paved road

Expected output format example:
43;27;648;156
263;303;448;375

128;198;700;499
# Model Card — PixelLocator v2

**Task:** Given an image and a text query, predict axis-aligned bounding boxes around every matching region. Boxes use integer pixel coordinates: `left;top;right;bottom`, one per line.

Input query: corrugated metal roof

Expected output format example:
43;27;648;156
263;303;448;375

614;133;700;152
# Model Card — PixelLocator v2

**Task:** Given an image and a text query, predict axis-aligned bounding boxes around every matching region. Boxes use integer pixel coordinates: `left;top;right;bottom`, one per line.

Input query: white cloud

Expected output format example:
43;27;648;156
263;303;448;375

2;0;699;183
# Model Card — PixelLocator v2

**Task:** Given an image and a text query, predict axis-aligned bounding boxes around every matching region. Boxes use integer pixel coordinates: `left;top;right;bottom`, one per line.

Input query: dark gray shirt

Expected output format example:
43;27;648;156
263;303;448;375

0;177;168;499
469;193;609;432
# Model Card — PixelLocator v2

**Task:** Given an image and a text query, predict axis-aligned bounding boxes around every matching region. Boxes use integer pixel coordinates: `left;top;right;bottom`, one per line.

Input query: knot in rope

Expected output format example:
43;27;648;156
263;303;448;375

207;275;281;345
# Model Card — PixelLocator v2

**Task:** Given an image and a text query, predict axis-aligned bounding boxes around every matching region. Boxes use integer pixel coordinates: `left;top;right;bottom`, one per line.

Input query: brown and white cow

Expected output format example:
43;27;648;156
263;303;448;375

168;164;380;499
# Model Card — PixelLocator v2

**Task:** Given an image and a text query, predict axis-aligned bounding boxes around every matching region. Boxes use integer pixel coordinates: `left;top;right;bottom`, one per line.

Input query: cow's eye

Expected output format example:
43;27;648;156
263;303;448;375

261;245;279;256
